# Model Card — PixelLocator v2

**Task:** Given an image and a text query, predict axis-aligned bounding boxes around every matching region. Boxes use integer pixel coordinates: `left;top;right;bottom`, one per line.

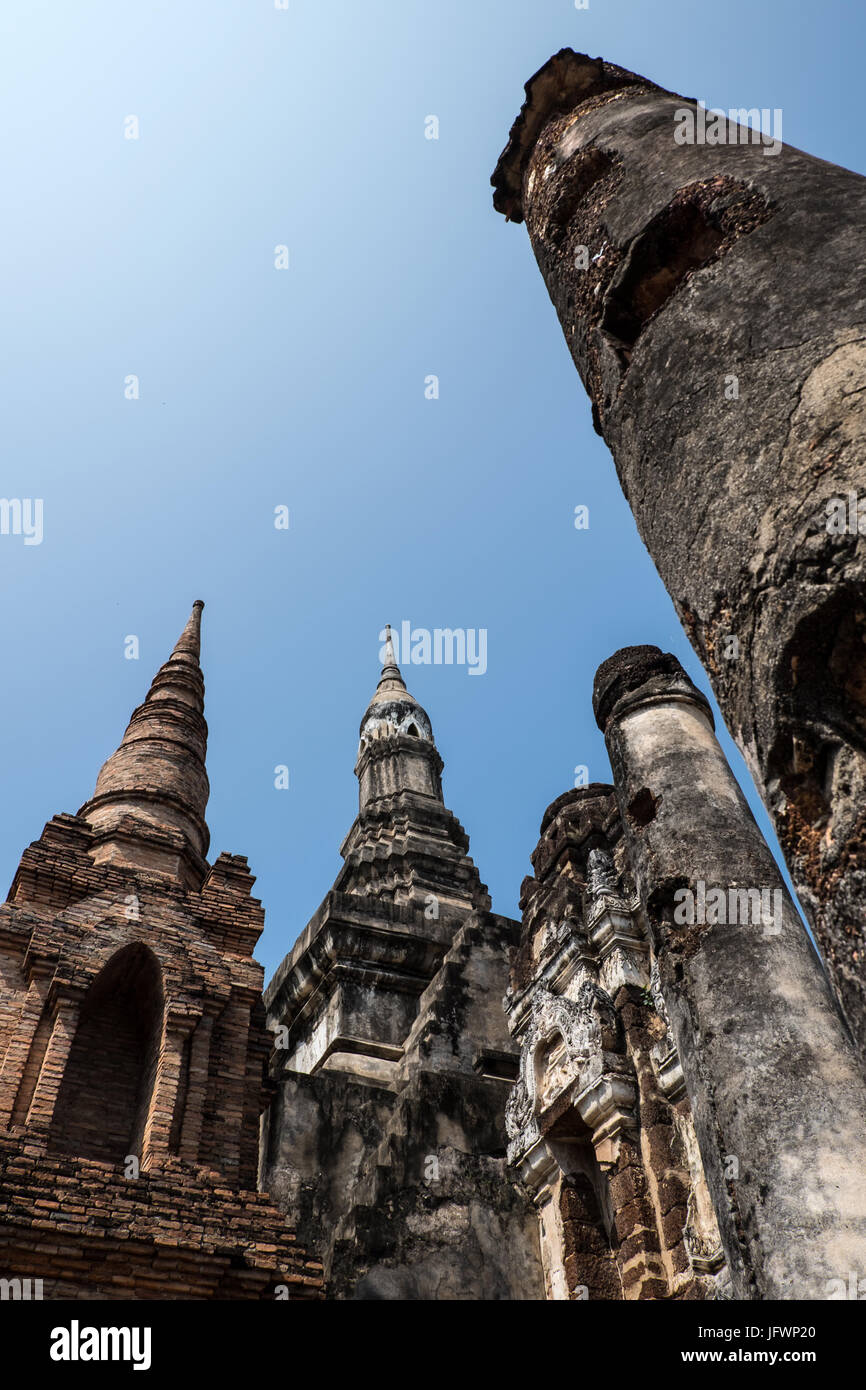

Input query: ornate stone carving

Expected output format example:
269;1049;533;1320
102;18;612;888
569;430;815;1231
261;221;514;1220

586;846;621;902
506;983;637;1170
649;960;686;1102
683;1192;727;1276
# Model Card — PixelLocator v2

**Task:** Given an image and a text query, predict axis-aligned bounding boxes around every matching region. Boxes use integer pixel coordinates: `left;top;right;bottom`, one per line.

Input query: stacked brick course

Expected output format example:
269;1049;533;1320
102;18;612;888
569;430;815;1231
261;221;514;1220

0;1141;320;1299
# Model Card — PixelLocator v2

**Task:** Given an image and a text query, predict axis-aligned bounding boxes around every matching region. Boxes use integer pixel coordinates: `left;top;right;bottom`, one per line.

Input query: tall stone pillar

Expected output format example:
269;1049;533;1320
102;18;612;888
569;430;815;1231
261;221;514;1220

593;645;866;1298
492;49;866;1054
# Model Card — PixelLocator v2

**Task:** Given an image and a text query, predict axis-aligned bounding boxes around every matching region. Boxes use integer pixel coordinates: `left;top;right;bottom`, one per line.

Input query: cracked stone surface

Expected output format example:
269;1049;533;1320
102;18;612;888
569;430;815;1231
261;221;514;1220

592;646;866;1299
493;49;866;1057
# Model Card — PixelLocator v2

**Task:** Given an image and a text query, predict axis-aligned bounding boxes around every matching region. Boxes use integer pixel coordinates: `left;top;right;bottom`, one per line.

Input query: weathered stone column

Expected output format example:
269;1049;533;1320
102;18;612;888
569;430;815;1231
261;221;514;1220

492;49;866;1054
593;645;866;1299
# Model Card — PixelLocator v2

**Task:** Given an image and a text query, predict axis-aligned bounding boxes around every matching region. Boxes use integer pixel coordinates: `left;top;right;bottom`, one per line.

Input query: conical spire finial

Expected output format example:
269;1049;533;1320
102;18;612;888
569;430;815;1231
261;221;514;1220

378;623;405;689
78;602;210;880
354;624;445;814
359;621;435;749
170;599;204;664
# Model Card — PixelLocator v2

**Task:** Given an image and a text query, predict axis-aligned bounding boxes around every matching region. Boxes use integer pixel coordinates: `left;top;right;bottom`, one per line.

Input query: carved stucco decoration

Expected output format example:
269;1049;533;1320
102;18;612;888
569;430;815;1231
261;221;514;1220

586;846;622;902
649;959;686;1102
683;1193;727;1278
506;982;637;1173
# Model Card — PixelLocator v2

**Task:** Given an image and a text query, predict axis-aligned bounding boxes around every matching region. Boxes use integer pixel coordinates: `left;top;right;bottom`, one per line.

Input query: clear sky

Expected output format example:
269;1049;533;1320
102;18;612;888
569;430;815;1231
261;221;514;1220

0;1;859;979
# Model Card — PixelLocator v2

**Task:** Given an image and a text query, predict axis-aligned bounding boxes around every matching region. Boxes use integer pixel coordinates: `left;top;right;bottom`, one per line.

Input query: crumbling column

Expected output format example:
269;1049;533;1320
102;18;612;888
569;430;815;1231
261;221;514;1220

492;49;866;1054
593;645;866;1299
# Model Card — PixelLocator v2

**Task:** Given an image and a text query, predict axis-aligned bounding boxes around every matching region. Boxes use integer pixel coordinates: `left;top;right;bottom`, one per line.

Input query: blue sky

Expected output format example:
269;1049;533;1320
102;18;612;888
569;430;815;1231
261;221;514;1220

0;1;859;978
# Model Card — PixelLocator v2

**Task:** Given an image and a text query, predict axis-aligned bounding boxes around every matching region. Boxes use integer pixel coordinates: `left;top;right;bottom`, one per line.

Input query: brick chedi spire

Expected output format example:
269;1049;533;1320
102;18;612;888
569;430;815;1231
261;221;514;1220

78;601;210;885
0;600;323;1299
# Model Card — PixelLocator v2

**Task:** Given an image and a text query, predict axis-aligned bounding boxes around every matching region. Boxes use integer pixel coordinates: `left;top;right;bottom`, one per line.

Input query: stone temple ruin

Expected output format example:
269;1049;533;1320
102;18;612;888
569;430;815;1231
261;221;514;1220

1;50;866;1300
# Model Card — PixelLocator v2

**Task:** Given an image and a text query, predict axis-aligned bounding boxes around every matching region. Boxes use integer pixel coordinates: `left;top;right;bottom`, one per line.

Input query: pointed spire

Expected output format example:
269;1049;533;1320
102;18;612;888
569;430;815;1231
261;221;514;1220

360;622;435;747
375;623;408;696
79;602;210;879
380;623;399;676
170;598;204;664
338;626;482;905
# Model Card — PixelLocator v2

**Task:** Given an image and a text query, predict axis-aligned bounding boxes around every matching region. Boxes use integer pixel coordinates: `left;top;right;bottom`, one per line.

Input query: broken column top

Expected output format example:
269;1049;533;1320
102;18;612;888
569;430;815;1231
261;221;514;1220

592;645;713;733
538;783;616;836
491;49;676;223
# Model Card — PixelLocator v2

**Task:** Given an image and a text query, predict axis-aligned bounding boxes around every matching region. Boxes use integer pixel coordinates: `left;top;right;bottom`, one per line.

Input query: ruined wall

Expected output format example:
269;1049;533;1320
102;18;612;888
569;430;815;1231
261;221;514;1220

492;49;866;1056
506;647;866;1299
0;816;322;1300
0;1140;320;1300
263;905;545;1299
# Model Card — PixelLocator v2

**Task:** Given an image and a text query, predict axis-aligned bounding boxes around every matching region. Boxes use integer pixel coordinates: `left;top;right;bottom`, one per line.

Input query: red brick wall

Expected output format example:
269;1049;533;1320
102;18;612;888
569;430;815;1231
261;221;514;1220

0;817;322;1299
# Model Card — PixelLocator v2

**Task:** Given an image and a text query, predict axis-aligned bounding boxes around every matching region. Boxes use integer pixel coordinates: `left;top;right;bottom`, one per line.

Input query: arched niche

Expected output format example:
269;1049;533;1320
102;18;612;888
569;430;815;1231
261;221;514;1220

50;942;164;1164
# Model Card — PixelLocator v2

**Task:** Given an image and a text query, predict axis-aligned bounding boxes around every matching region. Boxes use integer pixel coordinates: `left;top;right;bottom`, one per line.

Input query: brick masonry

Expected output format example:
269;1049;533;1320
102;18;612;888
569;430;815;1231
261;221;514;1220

0;605;322;1300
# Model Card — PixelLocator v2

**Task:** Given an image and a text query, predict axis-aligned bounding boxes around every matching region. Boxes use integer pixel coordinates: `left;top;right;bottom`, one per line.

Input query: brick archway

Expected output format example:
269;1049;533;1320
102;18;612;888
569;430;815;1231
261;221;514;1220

49;943;164;1165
